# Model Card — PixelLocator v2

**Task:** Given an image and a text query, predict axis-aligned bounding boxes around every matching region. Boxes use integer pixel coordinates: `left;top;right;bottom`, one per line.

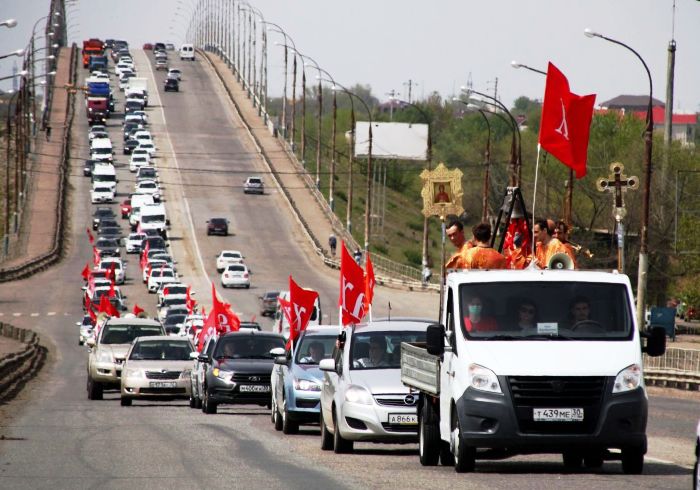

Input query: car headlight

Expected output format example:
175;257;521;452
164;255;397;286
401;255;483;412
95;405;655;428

344;384;373;405
294;378;321;392
212;368;233;381
180;369;192;379
123;368;143;378
613;364;642;393
97;350;113;363
467;363;503;395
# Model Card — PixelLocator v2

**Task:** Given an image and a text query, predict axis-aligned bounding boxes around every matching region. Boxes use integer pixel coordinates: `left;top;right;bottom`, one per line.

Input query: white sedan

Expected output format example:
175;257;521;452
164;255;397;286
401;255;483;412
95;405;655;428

216;250;244;272
137;141;156;157
147;267;178;293
221;264;250;289
91;185;115;204
98;257;126;285
134;179;161;201
129;154;149;173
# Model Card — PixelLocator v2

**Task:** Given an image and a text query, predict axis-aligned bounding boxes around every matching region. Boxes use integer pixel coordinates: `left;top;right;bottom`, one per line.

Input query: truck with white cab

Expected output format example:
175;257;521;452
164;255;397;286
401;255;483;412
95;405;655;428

400;269;666;474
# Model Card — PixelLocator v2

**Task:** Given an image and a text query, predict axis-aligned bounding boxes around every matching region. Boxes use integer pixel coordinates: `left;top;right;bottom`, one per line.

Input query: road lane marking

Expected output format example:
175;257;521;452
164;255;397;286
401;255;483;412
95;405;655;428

12;313;21;317
142;50;208;281
30;313;39;317
47;312;56;316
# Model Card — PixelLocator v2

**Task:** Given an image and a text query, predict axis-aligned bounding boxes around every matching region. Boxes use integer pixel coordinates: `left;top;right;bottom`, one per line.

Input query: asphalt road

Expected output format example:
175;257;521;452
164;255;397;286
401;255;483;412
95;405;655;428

0;49;696;489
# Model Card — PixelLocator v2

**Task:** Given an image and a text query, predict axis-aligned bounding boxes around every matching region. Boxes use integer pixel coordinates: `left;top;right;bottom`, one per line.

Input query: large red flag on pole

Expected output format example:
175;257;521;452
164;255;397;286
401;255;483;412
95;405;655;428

538;62;596;179
288;275;319;344
338;242;367;326
81;262;90;281
364;252;376;313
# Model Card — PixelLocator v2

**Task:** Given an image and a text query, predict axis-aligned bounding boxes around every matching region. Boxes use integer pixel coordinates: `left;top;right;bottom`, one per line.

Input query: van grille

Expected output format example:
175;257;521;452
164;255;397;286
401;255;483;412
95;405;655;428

507;376;607;434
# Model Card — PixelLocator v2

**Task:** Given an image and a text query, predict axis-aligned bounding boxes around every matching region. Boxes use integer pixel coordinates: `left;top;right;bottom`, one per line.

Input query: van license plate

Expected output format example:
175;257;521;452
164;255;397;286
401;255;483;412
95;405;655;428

389;414;418;425
150;382;176;388
533;408;583;422
239;385;270;393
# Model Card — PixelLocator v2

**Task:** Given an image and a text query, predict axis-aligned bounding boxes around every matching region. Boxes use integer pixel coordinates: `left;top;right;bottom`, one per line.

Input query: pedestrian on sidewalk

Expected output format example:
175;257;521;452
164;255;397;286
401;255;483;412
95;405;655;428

354;248;362;266
328;233;337;257
45;124;52;142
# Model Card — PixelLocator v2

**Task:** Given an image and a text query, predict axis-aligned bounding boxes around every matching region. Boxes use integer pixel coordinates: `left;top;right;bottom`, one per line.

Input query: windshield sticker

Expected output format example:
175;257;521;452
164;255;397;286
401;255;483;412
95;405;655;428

537;323;558;335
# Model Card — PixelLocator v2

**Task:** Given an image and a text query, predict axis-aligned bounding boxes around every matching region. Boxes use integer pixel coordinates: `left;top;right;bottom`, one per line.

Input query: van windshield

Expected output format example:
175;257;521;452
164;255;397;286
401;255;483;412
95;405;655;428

458;282;633;340
93;175;115;182
93;148;112;154
142;214;165;223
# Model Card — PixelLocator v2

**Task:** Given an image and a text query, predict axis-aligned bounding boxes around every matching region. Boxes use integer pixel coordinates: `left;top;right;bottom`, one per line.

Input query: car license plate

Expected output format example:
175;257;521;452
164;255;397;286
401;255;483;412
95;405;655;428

388;413;418;425
533;408;583;422
150;381;177;388
239;385;270;393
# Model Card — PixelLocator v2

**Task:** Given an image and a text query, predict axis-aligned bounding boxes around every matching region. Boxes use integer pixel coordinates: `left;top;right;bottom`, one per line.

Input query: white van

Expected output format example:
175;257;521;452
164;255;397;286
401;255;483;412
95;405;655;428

273;290;322;339
129;194;155;229
91;163;117;192
180;43;195;61
90;138;113;162
139;203;168;238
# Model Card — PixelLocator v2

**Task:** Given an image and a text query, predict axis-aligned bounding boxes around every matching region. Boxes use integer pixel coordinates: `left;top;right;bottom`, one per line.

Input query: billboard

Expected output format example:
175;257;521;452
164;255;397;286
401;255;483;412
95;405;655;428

354;122;429;161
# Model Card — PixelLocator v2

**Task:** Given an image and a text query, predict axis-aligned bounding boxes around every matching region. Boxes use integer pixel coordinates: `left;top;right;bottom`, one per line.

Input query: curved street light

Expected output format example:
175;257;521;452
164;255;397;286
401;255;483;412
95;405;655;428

584;27;653;330
303;56;326;190
0;49;25;61
265;22;293;143
332;85;373;253
1;18;17;28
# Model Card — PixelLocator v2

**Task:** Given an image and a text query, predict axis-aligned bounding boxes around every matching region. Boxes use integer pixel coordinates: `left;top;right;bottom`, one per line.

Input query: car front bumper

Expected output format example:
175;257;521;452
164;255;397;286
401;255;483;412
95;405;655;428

122;376;190;398
336;401;418;443
287;387;322;423
90;360;124;386
208;377;271;406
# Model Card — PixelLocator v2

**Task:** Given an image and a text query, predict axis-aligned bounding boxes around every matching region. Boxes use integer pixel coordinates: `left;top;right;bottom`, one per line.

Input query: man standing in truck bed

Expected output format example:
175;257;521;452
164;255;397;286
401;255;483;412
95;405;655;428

462;223;506;270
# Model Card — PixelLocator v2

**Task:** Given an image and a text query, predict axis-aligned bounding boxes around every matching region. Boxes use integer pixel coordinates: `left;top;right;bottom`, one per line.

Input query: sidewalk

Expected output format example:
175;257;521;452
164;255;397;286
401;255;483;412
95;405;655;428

1;47;71;268
203;53;336;257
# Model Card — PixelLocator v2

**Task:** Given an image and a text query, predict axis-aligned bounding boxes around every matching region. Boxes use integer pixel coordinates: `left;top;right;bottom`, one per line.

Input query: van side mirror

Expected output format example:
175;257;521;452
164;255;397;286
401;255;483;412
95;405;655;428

86;338;96;347
426;324;445;356
642;326;666;357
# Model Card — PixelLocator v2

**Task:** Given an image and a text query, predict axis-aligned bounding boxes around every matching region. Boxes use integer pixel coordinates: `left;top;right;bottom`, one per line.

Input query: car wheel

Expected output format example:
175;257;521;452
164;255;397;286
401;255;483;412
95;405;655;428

583;450;605;469
273;397;283;431
440;441;455;466
245;285;250;289
621;445;644;474
453;414;475;473
320;412;333;451
203;387;217;414
79;340;84;346
87;377;103;400
282;397;299;434
419;400;440;466
120;396;132;406
693;441;699;490
332;408;353;453
562;451;583;470
189;394;197;409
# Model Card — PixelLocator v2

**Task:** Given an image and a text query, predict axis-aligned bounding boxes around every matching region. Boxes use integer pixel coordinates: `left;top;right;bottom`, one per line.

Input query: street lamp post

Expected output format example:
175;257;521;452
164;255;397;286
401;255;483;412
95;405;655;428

585;28;654;330
303;56;325;190
0;49;25;61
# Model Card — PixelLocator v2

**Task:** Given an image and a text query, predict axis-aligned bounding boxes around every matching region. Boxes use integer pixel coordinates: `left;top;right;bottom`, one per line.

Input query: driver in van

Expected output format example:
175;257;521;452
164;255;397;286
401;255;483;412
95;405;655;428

463;295;499;333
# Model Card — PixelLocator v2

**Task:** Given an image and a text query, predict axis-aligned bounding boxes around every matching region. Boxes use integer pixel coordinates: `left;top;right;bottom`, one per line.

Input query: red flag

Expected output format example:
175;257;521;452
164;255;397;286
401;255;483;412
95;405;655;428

186;286;196;314
140;240;150;270
539;62;596;179
338;242;367;326
87;228;94;245
81;262;90;281
92;246;101;266
98;294;119;318
288;275;319;343
278;296;294;349
196;321;217;352
87;304;97;323
132;304;144;316
108;280;115;298
364;253;376;312
205;283;241;335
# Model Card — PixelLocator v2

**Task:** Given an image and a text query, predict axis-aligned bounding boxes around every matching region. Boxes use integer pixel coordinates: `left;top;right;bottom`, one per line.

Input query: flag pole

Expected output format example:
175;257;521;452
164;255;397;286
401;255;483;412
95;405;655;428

531;144;543;258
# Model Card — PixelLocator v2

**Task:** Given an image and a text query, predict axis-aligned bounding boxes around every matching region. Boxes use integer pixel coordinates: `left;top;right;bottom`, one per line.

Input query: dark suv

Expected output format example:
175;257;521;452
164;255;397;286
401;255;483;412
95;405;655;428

260;291;280;317
200;331;285;414
164;78;179;92
206;218;229;236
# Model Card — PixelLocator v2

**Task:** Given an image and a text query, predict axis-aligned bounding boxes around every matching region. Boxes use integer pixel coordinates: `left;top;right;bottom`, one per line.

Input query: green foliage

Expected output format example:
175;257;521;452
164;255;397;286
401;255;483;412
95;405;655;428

403;249;422;266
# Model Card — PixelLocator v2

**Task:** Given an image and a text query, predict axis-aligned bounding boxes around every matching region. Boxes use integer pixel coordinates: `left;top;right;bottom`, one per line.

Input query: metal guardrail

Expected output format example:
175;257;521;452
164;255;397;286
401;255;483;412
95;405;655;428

643;347;700;390
0;44;77;282
205;45;437;289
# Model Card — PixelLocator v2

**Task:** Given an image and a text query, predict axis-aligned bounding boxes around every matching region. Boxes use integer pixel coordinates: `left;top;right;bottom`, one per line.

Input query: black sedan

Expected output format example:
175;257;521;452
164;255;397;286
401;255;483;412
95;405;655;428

123;139;140;155
206;218;229;236
92;207;116;230
200;332;285;414
164;78;179;92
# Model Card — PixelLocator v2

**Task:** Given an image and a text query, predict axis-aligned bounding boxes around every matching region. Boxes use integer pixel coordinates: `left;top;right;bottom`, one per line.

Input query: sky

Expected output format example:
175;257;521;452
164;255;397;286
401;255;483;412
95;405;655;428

2;0;700;112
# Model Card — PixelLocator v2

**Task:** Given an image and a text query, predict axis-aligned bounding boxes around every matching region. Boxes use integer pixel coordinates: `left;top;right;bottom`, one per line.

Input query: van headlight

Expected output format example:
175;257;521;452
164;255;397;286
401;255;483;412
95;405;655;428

345;384;373;405
468;363;503;395
212;368;233;381
613;364;642;393
294;378;321;392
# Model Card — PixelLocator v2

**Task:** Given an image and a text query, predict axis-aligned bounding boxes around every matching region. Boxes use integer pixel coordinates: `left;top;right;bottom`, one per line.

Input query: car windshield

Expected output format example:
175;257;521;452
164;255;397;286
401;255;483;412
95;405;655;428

211;219;226;225
101;325;163;344
226;265;245;272
223;252;241;259
458;281;634;340
350;330;426;370
248;178;262;184
94;187;111;193
99;261;121;270
129;234;144;241
214;335;285;360
164;297;186;307
164;314;187;326
129;340;192;360
163;286;187;295
152;269;174;278
295;335;336;365
96;238;118;247
93;148;112;154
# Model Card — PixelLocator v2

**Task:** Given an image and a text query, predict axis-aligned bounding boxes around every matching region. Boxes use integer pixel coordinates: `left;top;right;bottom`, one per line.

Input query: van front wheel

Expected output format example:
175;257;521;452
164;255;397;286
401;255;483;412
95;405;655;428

419;401;440;466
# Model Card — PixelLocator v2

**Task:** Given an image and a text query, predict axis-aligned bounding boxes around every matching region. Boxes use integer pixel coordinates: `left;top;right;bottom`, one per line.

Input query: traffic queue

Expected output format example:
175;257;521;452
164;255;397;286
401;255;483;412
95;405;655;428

76;38;670;479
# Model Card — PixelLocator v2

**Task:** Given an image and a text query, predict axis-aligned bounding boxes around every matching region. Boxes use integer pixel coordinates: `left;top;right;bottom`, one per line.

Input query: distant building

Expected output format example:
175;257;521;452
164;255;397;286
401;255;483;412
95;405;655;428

598;94;697;148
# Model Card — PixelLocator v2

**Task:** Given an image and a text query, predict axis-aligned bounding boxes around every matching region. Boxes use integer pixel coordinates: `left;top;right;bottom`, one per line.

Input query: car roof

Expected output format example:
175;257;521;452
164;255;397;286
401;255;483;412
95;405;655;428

134;335;192;343
352;319;433;333
302;325;341;335
220;250;242;255
221;331;284;339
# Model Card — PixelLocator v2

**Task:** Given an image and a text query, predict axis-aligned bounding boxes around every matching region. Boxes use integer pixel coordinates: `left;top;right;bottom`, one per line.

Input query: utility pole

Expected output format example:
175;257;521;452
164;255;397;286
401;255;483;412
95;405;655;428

386;89;399;121
403;79;417;103
662;2;677;188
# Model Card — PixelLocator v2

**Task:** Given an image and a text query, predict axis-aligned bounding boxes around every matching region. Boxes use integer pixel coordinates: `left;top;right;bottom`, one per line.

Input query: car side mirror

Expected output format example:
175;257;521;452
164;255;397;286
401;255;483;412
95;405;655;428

274;356;288;366
197;354;209;363
189;351;198;359
269;347;285;357
86;338;96;347
319;359;336;372
642;326;666;357
426;324;445;356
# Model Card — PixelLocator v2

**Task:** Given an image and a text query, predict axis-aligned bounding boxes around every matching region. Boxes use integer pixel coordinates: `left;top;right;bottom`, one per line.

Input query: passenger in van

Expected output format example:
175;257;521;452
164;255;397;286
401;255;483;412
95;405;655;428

462;223;507;270
515;299;538;330
463;295;498;332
